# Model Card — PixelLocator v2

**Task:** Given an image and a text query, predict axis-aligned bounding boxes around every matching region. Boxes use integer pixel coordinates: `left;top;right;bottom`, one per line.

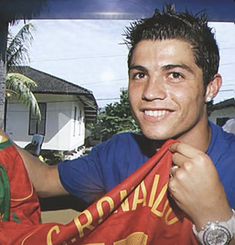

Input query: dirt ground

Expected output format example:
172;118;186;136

41;209;80;224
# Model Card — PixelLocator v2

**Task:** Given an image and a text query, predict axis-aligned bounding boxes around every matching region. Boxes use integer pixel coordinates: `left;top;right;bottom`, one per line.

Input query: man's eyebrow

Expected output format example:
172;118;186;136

162;64;194;73
129;65;148;73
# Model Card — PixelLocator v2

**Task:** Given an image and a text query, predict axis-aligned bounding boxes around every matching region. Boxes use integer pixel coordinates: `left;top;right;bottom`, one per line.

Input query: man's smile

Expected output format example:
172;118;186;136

143;109;172;122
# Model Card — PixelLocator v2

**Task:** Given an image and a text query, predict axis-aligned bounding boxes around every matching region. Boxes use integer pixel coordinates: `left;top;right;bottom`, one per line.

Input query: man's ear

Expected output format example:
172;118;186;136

205;74;222;103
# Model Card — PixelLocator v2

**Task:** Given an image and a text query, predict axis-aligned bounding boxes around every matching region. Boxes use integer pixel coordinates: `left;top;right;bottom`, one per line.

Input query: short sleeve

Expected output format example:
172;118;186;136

57;133;149;204
58;145;105;204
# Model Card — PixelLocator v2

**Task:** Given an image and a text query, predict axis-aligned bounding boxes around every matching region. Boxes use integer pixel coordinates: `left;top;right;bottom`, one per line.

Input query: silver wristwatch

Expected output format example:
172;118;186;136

192;209;235;245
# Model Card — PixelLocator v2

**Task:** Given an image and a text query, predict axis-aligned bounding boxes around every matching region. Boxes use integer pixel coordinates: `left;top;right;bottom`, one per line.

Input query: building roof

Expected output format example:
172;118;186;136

212;98;235;110
10;66;97;122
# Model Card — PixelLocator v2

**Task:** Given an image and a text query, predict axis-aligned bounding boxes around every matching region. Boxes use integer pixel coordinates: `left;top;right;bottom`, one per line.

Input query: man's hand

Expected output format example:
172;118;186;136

168;142;232;230
0;129;10;143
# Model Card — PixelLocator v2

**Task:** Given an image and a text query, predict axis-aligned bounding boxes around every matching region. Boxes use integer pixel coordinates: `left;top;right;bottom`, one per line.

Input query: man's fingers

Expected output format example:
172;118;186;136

170;142;202;159
172;152;188;167
170;165;179;177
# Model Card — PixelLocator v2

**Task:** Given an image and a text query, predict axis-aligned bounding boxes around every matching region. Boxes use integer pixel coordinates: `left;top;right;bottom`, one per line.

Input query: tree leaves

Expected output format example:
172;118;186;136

6;23;41;121
88;90;139;142
7;23;34;71
6;72;41;120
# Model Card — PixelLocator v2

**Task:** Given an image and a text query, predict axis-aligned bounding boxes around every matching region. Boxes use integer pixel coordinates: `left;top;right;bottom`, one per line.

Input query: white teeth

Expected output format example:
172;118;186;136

144;110;169;118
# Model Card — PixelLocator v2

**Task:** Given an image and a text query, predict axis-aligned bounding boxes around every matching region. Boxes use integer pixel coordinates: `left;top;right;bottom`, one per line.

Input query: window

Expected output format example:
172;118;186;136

29;103;47;135
73;106;77;136
78;108;82;136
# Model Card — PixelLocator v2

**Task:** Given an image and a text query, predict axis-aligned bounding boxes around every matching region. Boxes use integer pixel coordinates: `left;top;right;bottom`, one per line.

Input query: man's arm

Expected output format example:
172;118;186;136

16;146;68;198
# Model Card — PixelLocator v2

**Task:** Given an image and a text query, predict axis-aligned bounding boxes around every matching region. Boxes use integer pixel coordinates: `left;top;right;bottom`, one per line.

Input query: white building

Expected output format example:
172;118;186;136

6;66;97;158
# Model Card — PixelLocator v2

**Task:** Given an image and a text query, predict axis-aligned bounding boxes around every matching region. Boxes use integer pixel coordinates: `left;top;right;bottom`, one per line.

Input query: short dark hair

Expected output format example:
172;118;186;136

124;5;220;87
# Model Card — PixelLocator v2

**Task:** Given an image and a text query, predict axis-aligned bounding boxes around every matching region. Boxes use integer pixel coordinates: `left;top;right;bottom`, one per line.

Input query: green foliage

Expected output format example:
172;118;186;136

87;90;139;142
40;150;65;165
7;23;35;72
6;73;41;120
6;23;41;120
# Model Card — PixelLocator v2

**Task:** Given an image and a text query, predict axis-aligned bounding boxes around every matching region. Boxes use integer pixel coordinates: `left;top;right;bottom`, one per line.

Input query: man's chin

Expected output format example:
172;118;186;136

141;128;173;141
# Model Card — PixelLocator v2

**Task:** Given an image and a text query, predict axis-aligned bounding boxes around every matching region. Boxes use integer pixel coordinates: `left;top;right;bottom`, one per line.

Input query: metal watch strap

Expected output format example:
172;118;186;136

192;209;235;245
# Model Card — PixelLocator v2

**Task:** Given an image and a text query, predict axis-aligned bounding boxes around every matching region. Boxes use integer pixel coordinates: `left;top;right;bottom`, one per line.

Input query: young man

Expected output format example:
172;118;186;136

18;6;235;244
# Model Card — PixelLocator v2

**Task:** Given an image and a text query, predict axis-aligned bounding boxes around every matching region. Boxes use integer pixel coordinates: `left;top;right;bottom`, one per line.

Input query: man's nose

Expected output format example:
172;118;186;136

142;77;167;101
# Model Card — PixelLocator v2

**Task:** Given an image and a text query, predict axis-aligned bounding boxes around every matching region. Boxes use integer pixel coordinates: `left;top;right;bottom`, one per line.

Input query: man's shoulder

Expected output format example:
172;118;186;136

215;123;235;147
210;122;235;160
222;131;235;152
211;122;235;144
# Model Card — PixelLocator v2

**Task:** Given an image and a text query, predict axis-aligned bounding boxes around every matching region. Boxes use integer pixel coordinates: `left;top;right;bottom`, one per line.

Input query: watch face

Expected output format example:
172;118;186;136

203;224;232;245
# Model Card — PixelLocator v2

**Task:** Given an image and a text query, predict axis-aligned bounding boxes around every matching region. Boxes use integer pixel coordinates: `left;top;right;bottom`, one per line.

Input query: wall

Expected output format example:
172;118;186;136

68;100;85;151
6;94;85;151
5;103;31;146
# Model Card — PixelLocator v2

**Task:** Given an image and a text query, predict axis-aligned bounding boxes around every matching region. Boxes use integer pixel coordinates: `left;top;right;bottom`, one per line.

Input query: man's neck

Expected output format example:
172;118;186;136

177;120;212;153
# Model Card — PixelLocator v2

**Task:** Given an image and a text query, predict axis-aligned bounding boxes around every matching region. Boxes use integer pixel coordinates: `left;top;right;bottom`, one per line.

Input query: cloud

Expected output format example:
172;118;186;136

10;20;235;107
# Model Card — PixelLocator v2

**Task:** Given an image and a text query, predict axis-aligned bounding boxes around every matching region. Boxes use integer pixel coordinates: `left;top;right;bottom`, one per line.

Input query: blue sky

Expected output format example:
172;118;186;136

10;20;235;108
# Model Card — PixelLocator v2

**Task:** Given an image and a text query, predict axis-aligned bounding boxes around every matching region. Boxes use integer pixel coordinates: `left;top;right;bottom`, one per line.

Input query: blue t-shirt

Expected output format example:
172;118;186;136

58;122;235;208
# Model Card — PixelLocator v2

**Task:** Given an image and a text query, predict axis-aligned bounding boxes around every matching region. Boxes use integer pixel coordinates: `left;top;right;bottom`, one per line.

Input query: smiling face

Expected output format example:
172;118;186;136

128;39;211;143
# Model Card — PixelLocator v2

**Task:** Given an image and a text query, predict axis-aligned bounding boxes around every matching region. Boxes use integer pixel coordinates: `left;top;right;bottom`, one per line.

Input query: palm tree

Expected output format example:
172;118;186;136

5;23;41;124
0;0;47;129
6;72;41;119
7;23;34;71
0;21;9;129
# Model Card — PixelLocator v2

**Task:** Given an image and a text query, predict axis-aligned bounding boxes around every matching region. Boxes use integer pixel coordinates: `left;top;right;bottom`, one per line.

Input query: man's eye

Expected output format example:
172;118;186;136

169;72;183;80
132;72;146;80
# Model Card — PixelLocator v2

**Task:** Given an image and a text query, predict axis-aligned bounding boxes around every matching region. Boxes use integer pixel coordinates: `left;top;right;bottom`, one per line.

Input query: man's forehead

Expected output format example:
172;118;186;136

130;39;197;67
